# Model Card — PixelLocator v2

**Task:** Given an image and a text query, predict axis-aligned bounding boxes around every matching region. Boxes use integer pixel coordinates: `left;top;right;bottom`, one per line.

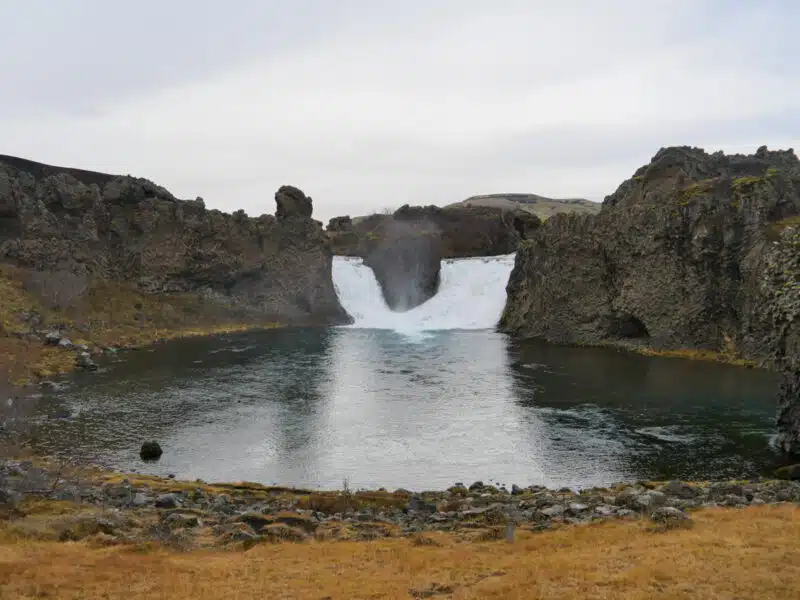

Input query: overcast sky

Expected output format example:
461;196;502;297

2;1;798;223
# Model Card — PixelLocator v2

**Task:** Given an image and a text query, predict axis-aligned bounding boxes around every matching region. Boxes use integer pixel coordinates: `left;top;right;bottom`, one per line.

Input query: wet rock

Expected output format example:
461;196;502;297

139;441;163;461
75;352;98;371
57;338;74;350
154;493;180;509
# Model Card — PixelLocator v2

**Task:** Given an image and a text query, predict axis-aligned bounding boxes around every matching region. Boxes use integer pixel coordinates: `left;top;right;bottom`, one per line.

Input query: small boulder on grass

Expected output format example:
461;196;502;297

649;507;693;532
139;441;163;461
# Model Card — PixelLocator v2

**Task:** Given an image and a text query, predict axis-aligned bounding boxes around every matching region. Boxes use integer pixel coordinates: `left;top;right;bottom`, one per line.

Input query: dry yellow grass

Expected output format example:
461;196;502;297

1;505;798;599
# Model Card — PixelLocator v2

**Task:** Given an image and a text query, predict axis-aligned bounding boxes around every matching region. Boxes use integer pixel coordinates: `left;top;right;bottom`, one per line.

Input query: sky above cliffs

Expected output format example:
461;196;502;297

2;0;799;223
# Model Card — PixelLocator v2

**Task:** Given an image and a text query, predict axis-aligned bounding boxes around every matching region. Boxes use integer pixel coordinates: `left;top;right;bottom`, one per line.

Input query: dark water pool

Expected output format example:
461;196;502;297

27;327;781;491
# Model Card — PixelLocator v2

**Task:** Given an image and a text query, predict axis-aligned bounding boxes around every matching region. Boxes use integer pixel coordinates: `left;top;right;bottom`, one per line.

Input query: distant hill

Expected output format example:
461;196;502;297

0;154;120;187
446;193;600;220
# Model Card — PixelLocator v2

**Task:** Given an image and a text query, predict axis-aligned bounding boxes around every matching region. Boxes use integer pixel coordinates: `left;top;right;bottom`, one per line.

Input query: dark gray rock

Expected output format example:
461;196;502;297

139;441;163;461
275;185;313;220
154;493;180;509
75;352;98;371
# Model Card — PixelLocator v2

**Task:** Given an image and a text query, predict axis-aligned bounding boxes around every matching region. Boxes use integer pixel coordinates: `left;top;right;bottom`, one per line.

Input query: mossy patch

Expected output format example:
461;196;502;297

675;179;715;206
732;175;768;190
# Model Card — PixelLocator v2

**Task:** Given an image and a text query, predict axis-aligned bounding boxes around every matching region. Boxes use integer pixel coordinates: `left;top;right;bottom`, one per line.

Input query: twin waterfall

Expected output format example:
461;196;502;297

332;254;516;332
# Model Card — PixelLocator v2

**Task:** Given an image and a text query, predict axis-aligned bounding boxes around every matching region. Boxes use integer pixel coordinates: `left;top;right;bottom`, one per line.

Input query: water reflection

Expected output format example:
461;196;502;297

27;328;780;491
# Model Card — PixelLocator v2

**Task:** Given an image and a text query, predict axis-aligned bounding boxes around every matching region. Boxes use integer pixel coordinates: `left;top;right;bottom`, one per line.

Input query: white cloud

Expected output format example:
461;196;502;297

2;1;798;223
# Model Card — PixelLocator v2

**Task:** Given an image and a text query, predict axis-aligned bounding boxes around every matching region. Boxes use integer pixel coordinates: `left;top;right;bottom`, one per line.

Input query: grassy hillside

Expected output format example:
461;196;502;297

0;264;278;385
447;193;601;220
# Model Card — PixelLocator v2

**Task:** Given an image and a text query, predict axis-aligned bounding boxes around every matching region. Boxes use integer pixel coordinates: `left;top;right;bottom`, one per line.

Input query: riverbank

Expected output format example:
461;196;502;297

0;264;281;387
2;463;800;598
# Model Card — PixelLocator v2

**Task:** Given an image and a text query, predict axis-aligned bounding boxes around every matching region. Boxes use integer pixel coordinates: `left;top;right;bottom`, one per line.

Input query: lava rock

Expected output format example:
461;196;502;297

139;441;163;461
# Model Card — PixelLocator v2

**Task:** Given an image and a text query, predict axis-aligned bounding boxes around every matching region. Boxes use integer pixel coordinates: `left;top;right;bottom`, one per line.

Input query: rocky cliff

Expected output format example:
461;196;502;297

0;156;350;326
499;145;800;452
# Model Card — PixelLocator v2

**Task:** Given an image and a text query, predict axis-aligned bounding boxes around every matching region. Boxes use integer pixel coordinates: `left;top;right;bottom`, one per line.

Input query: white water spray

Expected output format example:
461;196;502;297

332;254;515;332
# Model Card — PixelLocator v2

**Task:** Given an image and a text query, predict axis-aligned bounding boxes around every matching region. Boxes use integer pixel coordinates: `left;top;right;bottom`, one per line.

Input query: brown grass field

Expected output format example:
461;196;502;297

1;505;798;599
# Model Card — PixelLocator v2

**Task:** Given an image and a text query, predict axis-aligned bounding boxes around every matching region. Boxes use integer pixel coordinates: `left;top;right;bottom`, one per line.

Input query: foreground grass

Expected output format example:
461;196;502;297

0;265;279;384
1;505;798;599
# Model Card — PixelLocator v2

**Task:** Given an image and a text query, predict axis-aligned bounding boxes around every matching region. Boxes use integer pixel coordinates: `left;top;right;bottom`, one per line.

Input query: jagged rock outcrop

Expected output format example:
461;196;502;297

0;156;350;325
499;145;800;451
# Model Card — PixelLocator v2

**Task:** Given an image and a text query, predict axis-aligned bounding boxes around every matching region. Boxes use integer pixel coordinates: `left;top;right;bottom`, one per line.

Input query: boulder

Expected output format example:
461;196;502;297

154;493;180;509
139;441;163;461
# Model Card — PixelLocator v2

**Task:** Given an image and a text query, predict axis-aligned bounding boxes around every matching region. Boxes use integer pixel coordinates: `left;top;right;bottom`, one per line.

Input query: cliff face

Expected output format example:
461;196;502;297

0;157;350;325
499;145;800;451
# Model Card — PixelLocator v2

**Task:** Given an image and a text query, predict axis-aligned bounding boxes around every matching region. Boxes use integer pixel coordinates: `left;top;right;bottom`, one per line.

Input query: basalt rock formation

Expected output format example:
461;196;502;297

499;145;800;452
0;155;350;325
327;204;540;310
328;204;541;259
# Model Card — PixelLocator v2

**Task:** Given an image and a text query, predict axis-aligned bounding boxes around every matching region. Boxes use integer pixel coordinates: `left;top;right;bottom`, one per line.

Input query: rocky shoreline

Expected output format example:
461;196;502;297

3;460;800;548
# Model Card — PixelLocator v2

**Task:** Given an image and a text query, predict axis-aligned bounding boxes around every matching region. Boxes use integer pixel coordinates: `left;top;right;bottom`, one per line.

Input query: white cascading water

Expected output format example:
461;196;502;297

332;254;516;332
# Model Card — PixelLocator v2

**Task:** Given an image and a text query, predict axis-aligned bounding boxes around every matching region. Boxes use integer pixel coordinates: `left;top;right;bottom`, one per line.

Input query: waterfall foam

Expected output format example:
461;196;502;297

332;254;515;332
